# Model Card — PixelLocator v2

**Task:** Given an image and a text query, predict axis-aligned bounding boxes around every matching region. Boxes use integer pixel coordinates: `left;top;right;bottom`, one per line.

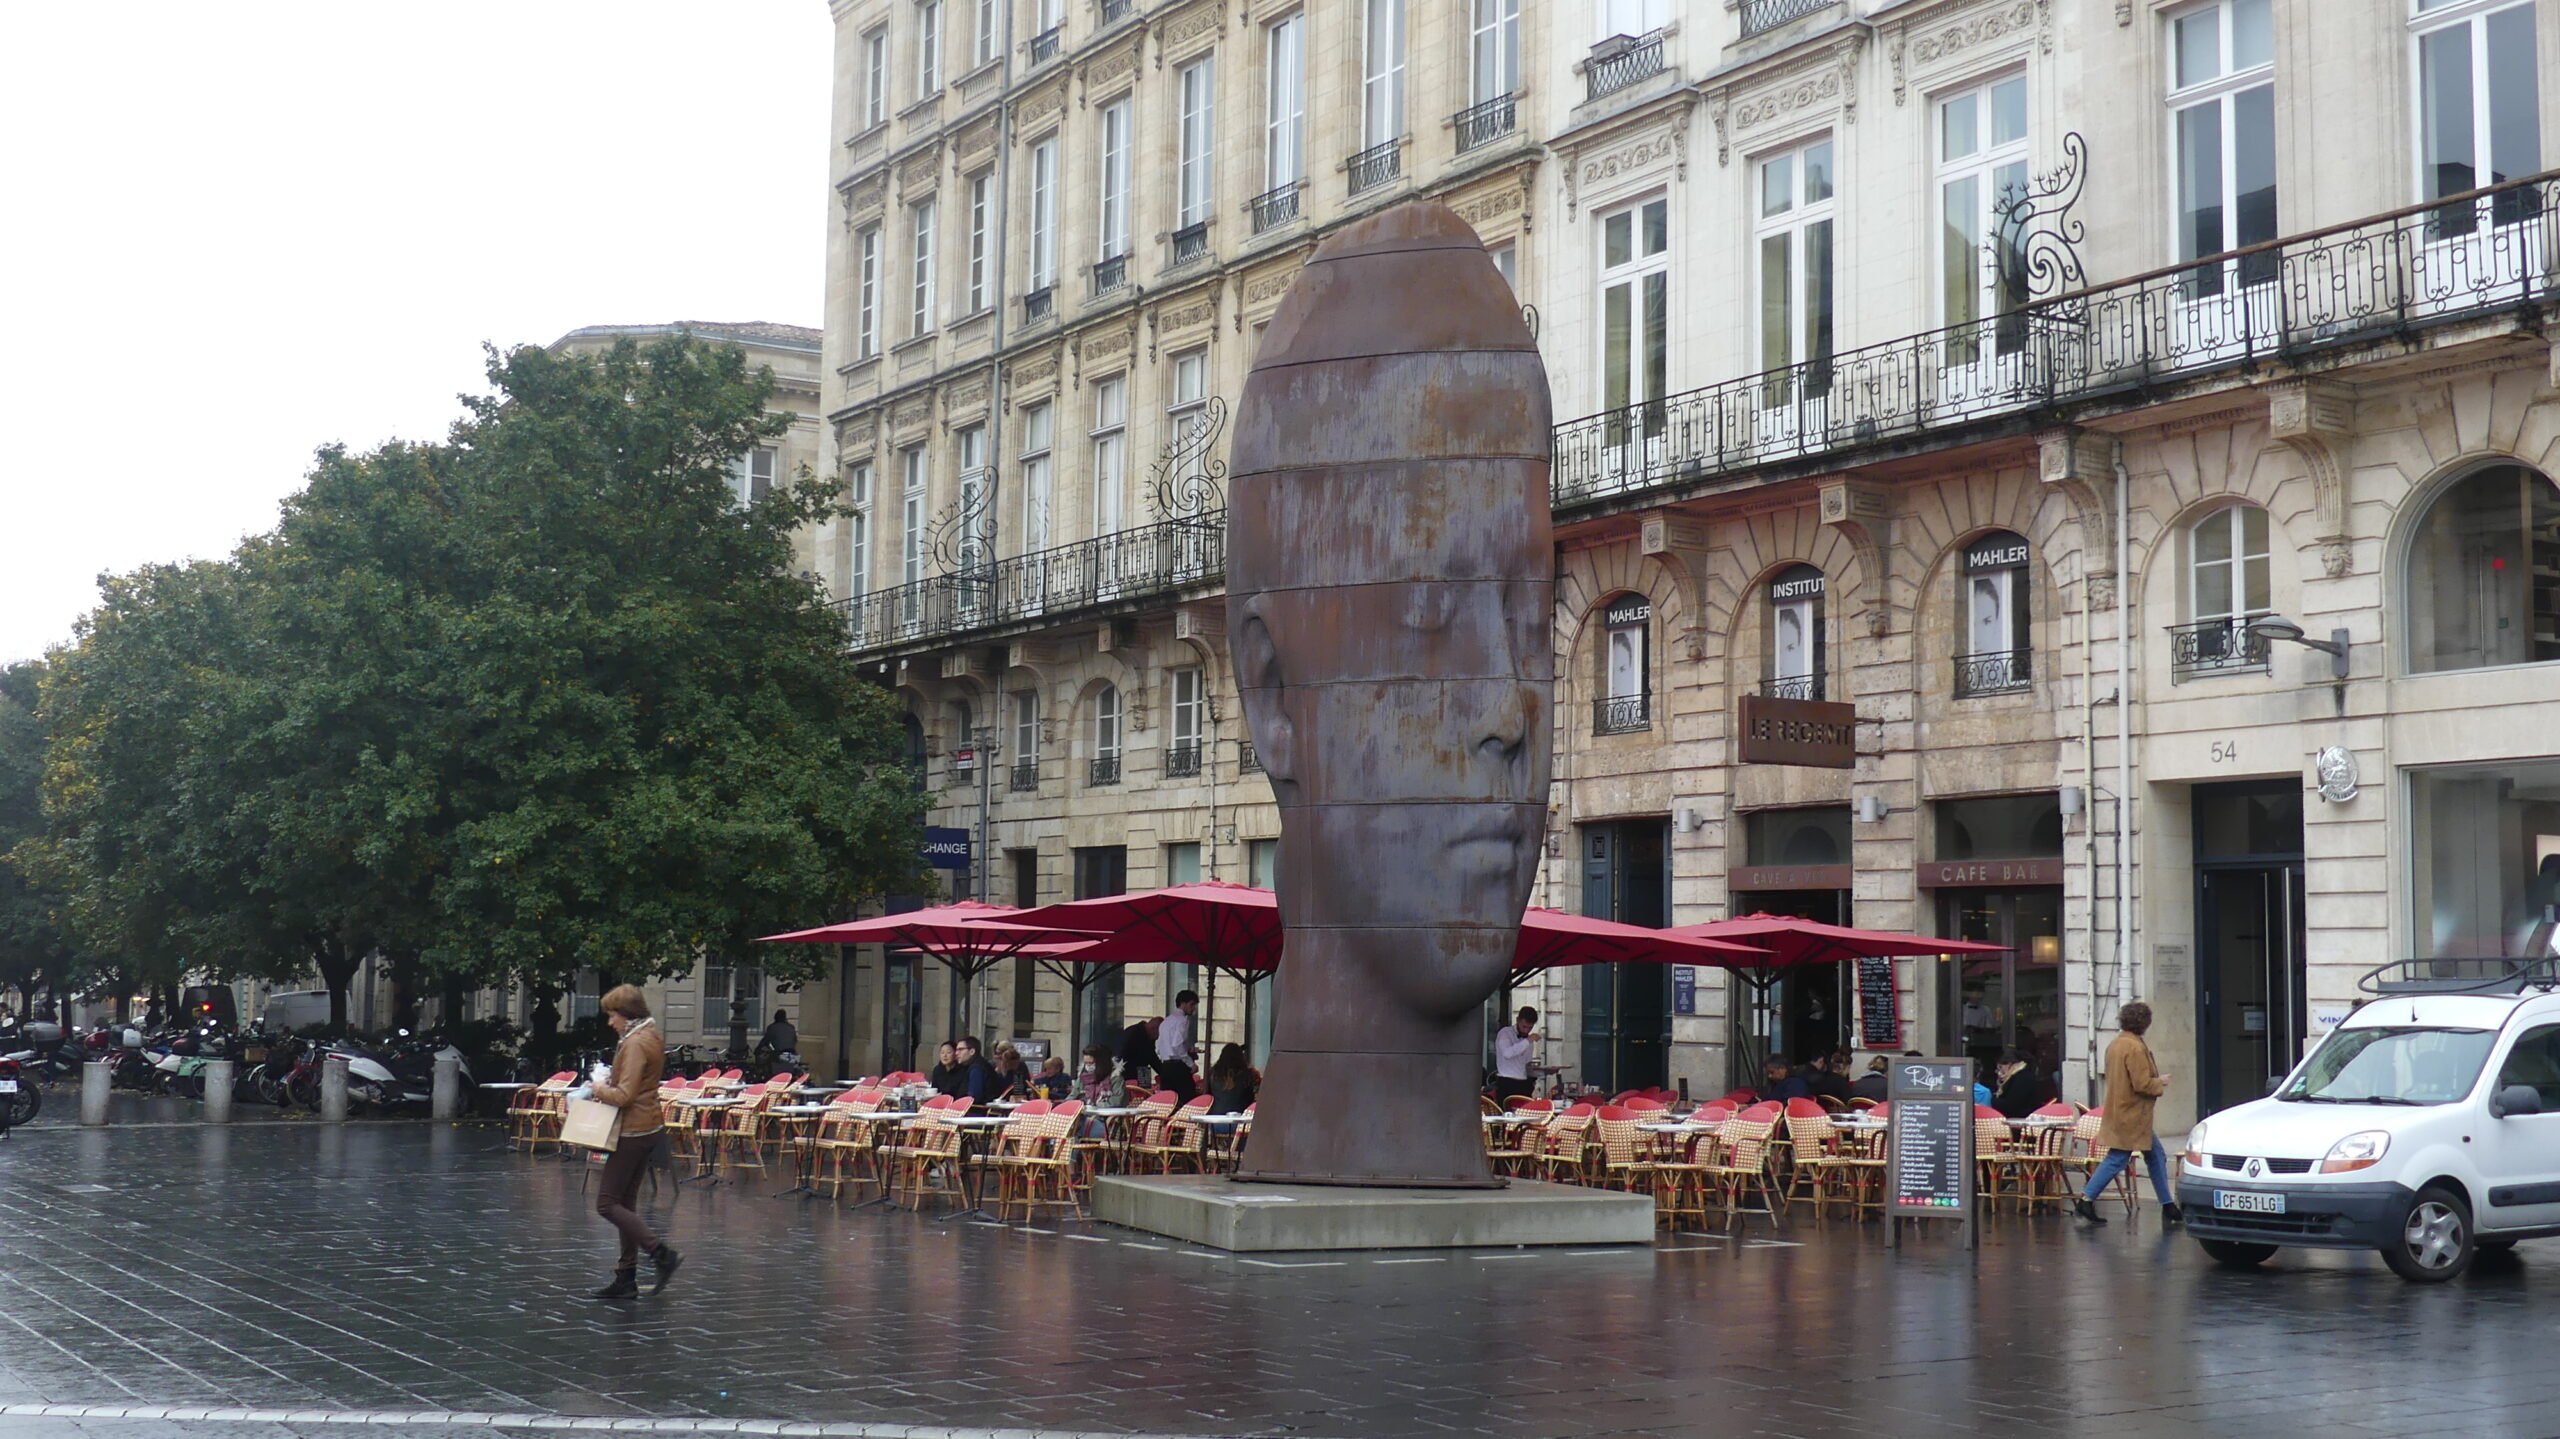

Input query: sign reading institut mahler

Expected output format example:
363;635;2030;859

1737;695;1857;768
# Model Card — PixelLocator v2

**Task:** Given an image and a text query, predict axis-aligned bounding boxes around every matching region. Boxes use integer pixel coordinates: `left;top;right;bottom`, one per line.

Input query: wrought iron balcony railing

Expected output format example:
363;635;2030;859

1023;286;1054;324
1088;754;1123;787
1553;168;2559;511
1171;221;1210;266
1164;743;1203;779
1100;0;1131;22
1741;0;1839;38
1346;140;1400;196
837;515;1225;655
1250;182;1301;233
1585;30;1665;102
1091;253;1127;297
1029;25;1062;63
2169;618;2273;681
1760;674;1825;702
1594;693;1652;735
1453;93;1516;153
1238;740;1260;774
1954;649;2034;699
1009;759;1040;793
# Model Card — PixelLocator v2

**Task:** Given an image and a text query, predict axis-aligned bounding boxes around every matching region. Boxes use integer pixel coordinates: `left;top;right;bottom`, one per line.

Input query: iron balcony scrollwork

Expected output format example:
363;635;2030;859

1009;759;1039;792
1029;25;1062;63
1091;253;1127;297
1250;182;1301;233
1171;221;1211;266
1452;93;1516;153
1100;0;1131;22
1088;754;1123;787
836;511;1228;656
1164;743;1203;778
1593;693;1652;735
1954;649;2034;698
1023;286;1054;324
1760;674;1824;702
1346;140;1401;196
1991;130;2091;303
1238;740;1260;774
1146;396;1227;523
1585;30;1665;102
2169;618;2272;680
1740;0;1839;38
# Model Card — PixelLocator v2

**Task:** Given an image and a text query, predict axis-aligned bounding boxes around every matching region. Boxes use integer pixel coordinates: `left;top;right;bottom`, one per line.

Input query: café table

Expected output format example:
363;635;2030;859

767;1102;837;1199
834;1109;910;1211
675;1094;743;1183
934;1114;1014;1222
1194;1111;1251;1171
1080;1105;1147;1173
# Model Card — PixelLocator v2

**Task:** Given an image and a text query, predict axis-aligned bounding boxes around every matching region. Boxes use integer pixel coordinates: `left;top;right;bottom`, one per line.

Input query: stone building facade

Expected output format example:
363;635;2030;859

826;0;2560;1126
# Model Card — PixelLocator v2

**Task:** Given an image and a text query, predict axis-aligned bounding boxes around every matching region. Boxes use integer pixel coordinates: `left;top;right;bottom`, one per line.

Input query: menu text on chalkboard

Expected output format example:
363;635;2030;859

1885;1057;1977;1250
1856;956;1900;1048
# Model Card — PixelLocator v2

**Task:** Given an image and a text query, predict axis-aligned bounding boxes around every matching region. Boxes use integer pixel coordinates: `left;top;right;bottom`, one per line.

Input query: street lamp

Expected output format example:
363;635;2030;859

2246;615;2350;681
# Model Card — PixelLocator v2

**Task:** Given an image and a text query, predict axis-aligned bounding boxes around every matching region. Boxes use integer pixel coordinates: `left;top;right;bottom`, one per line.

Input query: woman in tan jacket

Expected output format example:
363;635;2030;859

589;985;682;1298
2075;1000;2182;1226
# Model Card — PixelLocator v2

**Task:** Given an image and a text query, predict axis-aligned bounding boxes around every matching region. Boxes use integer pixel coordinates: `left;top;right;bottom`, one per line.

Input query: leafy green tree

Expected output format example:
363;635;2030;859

0;661;79;1016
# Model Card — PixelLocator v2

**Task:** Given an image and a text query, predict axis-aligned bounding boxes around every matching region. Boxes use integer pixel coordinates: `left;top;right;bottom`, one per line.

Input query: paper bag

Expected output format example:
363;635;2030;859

561;1096;625;1152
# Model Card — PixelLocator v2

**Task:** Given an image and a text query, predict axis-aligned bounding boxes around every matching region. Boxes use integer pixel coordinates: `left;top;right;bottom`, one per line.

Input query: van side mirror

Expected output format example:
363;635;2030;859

2492;1084;2543;1118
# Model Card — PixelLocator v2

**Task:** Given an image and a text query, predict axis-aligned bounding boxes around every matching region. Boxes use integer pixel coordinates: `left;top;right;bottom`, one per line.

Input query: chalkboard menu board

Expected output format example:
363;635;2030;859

1885;1057;1977;1249
1856;956;1900;1047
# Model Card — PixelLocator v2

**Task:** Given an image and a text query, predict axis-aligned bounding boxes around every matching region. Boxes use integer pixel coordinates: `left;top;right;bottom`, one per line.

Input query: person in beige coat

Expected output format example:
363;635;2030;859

2075;1001;2182;1225
588;985;682;1298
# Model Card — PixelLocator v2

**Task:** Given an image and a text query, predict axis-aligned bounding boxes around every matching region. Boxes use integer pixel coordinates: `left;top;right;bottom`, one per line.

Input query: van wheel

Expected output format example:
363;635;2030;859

2383;1185;2475;1282
2200;1240;2276;1268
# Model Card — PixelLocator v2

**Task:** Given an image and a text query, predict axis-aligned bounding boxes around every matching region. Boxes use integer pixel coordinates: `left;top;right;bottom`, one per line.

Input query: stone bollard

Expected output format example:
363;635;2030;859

202;1059;235;1124
81;1060;112;1127
321;1055;350;1122
431;1054;461;1121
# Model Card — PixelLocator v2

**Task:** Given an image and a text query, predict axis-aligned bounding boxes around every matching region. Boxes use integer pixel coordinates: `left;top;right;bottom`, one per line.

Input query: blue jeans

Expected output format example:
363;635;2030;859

2083;1139;2174;1204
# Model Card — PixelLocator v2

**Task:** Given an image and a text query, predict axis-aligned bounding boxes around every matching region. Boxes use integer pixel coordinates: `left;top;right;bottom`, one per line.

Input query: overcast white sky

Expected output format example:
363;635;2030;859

0;2;833;664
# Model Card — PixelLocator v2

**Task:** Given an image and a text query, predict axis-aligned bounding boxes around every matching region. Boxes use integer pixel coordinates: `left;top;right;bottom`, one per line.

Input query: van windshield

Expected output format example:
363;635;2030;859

2279;1026;2497;1106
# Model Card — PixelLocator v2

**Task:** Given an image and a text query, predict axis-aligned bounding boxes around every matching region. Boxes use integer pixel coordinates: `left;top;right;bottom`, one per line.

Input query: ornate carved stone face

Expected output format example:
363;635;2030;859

1226;200;1553;1186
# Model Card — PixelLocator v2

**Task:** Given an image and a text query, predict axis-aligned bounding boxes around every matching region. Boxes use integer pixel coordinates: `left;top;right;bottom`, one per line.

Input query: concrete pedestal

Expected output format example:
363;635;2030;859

80;1061;111;1127
431;1055;461;1121
201;1060;234;1123
1092;1175;1655;1252
321;1056;350;1122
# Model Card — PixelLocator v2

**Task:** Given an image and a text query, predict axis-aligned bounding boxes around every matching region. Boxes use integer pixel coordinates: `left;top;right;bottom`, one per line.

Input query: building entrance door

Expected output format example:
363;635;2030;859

2194;781;2306;1116
1934;888;2064;1076
1580;819;1671;1094
881;954;919;1077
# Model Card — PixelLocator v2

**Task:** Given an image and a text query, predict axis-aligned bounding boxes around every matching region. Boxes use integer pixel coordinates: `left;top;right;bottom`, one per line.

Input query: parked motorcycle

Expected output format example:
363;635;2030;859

0;1019;79;1087
325;1029;471;1108
0;1056;37;1130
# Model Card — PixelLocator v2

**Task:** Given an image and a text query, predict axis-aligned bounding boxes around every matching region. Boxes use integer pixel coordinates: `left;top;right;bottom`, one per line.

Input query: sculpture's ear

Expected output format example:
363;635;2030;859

1233;605;1295;785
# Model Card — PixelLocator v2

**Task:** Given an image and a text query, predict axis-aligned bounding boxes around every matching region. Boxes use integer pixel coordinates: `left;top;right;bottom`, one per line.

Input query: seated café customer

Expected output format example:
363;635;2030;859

1208;1043;1258;1114
1031;1055;1073;1102
1761;1056;1812;1104
1802;1052;1853;1104
1972;1060;1996;1107
1850;1055;1889;1103
1992;1049;2055;1119
954;1037;999;1102
1116;1017;1160;1093
988;1042;1030;1100
1075;1044;1118;1106
928;1041;964;1097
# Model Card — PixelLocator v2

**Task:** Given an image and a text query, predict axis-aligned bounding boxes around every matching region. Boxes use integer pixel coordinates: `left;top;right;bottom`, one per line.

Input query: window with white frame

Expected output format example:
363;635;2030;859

1099;99;1131;260
974;0;998;68
1019;400;1053;553
1013;690;1038;774
855;225;882;358
2171;0;2278;295
1178;59;1216;228
2180;504;2272;674
864;27;889;129
1597;594;1650;732
846;462;873;601
1363;0;1404;150
1091;376;1127;534
917;0;942;95
1599;0;1666;38
725;447;776;506
2412;0;2542;234
1170;348;1208;420
1938;73;2030;361
1598;197;1668;434
1755;138;1836;402
1029;136;1058;292
900;446;928;590
1265;16;1304;192
909;199;936;337
1489;242;1517;295
1768;566;1826;698
1094;684;1122;765
1037;0;1064;31
957;423;989;571
1957;532;2033;695
1472;0;1519;104
1169;667;1205;774
966;170;993;313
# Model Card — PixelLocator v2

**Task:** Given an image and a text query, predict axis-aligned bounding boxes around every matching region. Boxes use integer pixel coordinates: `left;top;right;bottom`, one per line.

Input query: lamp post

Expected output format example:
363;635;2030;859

2246;615;2351;715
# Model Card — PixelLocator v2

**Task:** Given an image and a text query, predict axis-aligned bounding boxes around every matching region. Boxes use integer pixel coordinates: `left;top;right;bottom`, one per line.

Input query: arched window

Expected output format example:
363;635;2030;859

1956;531;2032;696
1089;684;1123;786
2174;505;2272;679
1764;565;1827;700
2406;463;2560;674
1594;594;1651;734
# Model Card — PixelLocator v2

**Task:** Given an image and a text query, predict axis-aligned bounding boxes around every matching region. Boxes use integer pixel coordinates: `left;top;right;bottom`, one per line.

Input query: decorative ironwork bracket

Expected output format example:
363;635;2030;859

1146;395;1228;522
926;480;996;574
1991;129;2089;301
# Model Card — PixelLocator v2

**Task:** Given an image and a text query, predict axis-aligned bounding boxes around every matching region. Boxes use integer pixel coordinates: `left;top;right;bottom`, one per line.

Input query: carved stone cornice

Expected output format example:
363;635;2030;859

1003;345;1063;409
1153;0;1222;68
896;141;944;199
954;115;1001;169
1889;0;2051;106
2268;378;2357;578
1556;94;1695;217
890;392;936;438
1079;35;1146;106
1724;33;1866;152
1445;163;1536;237
1013;75;1072;138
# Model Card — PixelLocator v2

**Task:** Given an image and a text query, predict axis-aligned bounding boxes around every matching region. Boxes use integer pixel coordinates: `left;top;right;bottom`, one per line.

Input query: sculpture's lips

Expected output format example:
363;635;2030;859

1452;816;1528;848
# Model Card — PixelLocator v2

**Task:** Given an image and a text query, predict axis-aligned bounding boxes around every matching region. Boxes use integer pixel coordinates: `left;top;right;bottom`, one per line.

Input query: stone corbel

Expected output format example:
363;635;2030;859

2268;379;2355;579
1708;92;1730;168
2037;428;2121;608
1833;33;1866;124
1817;478;1895;636
1638;512;1712;662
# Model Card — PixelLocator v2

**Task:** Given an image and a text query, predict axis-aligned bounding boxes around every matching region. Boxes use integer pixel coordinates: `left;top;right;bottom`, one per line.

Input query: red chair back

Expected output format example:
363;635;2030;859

1051;1099;1084;1118
1623;1097;1667;1114
1595;1104;1632;1121
1738;1101;1783;1122
1695;1102;1736;1123
1014;1099;1053;1117
1149;1090;1181;1106
2033;1101;2075;1117
1974;1103;2004;1119
1560;1101;1597;1118
1785;1097;1828;1119
1180;1094;1213;1113
1508;1097;1555;1114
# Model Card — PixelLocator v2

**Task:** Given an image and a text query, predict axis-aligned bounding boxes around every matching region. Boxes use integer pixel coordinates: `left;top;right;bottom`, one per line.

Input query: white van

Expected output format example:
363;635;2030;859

2179;958;2560;1282
258;990;333;1033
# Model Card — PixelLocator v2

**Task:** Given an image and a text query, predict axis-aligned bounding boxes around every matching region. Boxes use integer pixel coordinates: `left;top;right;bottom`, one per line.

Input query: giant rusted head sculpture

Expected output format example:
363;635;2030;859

1228;201;1552;1188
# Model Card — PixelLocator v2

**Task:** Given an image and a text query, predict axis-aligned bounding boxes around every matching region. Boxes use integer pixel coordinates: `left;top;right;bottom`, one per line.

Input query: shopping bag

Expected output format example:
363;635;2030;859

561;1096;625;1152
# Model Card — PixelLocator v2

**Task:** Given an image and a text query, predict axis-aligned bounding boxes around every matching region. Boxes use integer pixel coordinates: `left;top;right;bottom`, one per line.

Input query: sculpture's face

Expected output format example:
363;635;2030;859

1236;569;1550;933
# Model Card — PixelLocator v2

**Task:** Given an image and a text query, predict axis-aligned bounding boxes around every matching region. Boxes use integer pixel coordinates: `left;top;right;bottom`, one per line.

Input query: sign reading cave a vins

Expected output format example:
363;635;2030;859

1737;695;1857;769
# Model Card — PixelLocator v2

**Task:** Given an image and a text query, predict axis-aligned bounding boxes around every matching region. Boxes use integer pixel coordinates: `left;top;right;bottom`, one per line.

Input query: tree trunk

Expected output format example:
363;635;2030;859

319;944;359;1032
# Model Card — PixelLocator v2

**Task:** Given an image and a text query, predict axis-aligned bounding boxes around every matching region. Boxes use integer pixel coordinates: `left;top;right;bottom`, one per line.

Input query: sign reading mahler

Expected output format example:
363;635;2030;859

1737;694;1857;769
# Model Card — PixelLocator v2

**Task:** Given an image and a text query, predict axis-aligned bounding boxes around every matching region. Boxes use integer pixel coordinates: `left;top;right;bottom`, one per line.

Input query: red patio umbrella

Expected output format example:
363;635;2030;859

1007;881;1280;1057
1663;913;2011;1072
758;901;1104;1042
1512;906;1770;979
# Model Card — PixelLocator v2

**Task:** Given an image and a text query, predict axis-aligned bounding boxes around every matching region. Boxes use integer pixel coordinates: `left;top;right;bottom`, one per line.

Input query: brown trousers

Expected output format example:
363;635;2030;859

595;1131;665;1271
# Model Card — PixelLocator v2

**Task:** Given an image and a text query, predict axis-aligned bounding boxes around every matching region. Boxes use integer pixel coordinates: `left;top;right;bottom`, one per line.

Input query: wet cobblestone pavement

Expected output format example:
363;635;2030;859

5;1120;2560;1438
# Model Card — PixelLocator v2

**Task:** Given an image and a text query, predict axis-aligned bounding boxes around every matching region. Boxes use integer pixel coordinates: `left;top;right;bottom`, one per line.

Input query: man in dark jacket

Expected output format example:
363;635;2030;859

1992;1050;2055;1118
954;1036;999;1102
1116;1017;1160;1092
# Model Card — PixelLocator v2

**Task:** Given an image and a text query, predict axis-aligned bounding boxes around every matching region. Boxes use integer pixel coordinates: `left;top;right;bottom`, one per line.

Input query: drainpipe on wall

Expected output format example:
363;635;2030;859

2112;452;2135;1012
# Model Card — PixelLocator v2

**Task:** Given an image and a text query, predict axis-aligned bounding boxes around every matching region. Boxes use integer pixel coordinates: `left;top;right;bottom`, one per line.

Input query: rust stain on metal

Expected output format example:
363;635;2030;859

1228;200;1554;1188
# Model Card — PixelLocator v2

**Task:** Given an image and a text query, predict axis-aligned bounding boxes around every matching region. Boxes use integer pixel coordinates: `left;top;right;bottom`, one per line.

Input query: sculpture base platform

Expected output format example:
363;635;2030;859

1091;1175;1656;1252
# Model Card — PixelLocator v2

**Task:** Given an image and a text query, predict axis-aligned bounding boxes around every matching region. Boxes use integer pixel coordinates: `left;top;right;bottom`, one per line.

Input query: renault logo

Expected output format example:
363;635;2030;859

2247;1158;2264;1179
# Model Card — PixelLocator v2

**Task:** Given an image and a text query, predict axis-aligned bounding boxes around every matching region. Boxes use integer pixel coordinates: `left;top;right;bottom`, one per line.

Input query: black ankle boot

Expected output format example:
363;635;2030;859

592;1270;639;1300
2072;1197;2108;1225
2162;1202;2184;1226
650;1245;683;1294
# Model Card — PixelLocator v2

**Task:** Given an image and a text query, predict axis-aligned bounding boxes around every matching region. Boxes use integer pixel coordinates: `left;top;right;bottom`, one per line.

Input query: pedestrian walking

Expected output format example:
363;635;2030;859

588;984;683;1298
2075;1001;2182;1226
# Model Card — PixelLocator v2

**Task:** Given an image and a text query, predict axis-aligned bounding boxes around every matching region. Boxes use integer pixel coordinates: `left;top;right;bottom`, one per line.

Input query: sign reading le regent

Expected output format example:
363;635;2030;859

1737;695;1857;769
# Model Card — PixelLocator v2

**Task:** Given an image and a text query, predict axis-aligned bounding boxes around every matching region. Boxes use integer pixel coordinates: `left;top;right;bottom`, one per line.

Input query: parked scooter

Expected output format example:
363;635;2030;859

0;1056;37;1130
0;1019;79;1087
325;1030;472;1108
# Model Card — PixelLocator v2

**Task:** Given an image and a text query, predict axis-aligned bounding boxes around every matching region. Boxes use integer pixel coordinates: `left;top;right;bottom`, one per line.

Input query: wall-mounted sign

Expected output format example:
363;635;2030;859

1737;695;1857;769
1604;598;1653;627
2315;744;2359;803
1729;864;1854;893
1769;570;1825;601
951;747;977;771
1857;956;1901;1047
1671;966;1696;1016
1963;537;2031;572
922;826;973;871
1916;857;2066;888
